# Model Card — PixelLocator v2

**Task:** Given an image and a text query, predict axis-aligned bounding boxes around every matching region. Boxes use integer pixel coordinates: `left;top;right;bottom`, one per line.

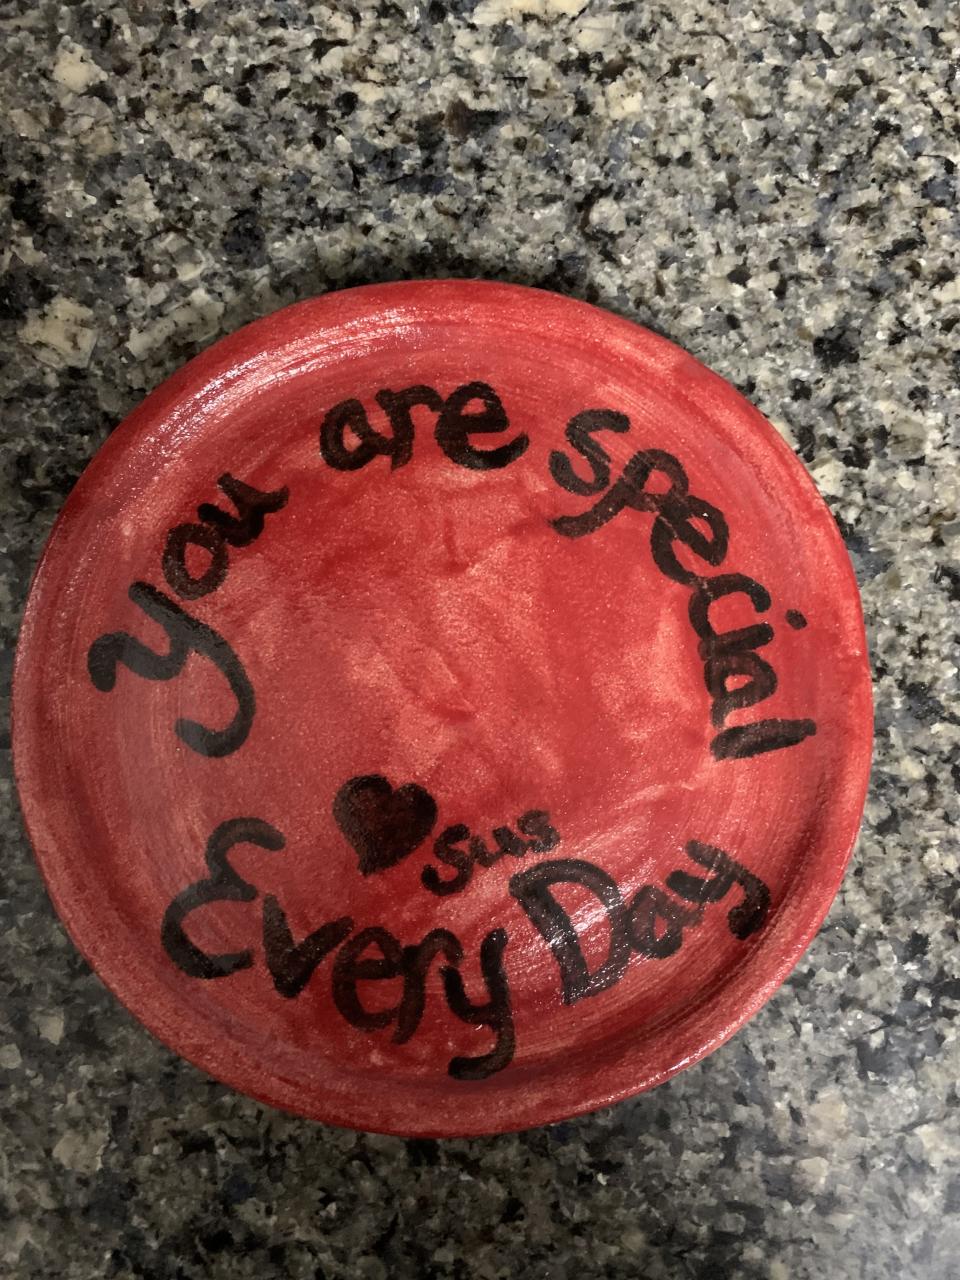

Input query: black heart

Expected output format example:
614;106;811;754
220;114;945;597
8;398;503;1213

333;775;438;876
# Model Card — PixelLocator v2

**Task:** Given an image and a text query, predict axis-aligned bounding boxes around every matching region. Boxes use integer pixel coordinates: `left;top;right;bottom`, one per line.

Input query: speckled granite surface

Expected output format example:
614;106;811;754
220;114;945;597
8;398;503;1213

1;2;958;1277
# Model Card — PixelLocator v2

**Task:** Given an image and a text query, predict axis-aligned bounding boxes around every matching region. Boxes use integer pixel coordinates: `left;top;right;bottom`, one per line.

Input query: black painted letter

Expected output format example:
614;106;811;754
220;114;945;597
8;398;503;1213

87;581;255;757
509;858;631;1005
441;928;515;1080
161;818;284;978
197;473;289;547
263;897;353;998
436;381;528;470
667;840;771;939
549;409;630;496
321;399;403;470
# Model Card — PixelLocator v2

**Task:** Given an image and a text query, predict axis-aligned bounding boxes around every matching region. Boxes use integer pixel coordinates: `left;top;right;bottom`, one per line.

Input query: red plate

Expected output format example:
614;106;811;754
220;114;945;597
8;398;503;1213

13;282;872;1136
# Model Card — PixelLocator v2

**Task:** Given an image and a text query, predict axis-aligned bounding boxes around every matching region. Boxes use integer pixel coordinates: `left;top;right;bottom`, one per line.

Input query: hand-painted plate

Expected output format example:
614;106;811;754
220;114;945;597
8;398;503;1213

13;282;872;1136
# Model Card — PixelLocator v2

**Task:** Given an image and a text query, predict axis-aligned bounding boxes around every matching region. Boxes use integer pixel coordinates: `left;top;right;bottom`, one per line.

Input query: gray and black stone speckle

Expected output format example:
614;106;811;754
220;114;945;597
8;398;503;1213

1;1;958;1277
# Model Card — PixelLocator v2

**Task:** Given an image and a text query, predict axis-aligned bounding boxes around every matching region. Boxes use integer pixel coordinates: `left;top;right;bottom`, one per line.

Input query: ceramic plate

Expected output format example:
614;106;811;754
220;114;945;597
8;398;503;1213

13;282;872;1135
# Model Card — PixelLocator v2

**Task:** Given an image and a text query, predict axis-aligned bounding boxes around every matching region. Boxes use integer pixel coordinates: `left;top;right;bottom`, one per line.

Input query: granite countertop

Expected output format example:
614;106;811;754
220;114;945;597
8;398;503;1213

1;2;958;1277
